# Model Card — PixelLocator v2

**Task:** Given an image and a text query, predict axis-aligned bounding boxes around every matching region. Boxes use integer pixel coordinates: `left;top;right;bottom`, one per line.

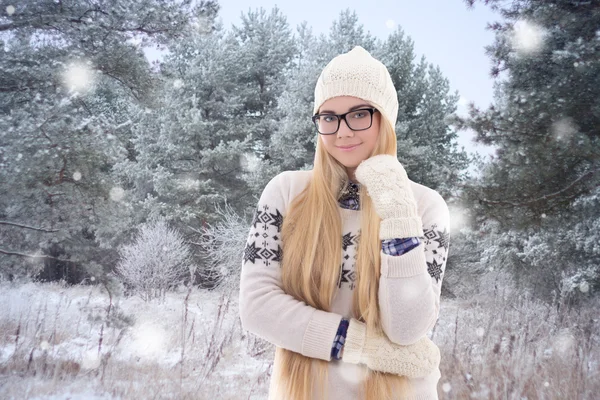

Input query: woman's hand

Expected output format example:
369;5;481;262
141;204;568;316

342;318;440;378
355;155;424;239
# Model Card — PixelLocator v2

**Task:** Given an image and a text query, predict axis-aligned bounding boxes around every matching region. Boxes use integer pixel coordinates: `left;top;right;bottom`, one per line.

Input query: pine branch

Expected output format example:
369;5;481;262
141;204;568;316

479;169;599;207
0;221;59;233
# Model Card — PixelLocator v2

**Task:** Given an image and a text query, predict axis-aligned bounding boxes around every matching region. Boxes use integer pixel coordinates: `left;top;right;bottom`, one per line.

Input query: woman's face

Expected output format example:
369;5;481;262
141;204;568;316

317;96;381;180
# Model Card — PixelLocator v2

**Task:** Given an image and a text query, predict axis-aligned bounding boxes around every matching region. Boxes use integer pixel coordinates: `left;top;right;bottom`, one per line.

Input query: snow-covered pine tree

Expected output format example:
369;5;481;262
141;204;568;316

456;0;600;301
376;27;471;198
268;22;325;172
230;7;297;197
113;23;246;226
0;0;218;281
114;7;297;226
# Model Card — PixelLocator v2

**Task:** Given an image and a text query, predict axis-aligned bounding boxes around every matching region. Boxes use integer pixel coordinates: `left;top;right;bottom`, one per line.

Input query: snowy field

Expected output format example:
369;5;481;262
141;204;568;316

0;281;598;399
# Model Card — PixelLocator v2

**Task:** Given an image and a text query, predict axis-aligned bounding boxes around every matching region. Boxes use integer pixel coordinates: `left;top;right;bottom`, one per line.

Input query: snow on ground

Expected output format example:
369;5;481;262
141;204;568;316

0;281;598;399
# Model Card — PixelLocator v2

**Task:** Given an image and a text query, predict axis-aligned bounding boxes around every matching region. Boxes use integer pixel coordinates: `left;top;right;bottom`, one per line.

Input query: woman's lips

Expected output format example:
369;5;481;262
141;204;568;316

337;144;361;152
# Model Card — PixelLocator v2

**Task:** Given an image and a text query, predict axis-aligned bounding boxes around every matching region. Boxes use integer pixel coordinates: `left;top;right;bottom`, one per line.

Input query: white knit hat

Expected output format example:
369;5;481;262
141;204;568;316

313;46;399;129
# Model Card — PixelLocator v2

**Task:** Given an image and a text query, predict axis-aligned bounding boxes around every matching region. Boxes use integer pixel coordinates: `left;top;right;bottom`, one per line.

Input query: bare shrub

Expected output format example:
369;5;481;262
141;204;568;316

115;218;193;302
197;203;250;293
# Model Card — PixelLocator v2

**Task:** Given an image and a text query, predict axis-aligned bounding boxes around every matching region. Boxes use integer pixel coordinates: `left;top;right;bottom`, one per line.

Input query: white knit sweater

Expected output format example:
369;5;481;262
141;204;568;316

239;170;450;400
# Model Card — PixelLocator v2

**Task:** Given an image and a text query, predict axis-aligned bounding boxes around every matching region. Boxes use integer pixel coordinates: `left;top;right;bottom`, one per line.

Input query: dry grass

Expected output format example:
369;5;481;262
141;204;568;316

0;281;270;399
434;285;599;400
0;280;597;399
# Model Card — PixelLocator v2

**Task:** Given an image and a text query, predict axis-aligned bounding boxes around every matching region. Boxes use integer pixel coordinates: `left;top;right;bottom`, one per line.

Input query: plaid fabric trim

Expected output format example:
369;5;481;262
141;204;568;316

331;318;350;360
338;181;360;211
382;237;421;256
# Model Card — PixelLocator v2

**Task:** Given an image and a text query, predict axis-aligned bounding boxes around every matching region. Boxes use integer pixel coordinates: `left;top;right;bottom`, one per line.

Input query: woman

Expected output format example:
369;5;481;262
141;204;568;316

239;46;450;400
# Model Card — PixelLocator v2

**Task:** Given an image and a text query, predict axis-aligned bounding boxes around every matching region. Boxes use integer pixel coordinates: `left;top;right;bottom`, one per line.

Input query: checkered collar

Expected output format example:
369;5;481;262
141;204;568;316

338;180;361;209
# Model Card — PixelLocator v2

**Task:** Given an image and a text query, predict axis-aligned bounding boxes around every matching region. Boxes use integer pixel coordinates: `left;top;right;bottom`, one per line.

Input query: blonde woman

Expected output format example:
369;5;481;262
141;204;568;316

240;46;450;400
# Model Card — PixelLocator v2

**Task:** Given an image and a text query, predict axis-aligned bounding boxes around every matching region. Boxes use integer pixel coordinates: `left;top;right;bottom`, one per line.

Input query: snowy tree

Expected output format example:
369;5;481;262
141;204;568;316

321;9;378;61
454;0;600;300
230;6;297;176
268;22;325;172
377;27;471;198
114;7;298;230
0;0;218;281
116;218;193;302
113;24;246;227
197;203;251;292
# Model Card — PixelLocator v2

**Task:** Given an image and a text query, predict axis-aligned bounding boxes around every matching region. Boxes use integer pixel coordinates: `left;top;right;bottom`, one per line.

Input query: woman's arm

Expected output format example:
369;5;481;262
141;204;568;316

378;195;450;345
239;172;343;361
354;155;450;346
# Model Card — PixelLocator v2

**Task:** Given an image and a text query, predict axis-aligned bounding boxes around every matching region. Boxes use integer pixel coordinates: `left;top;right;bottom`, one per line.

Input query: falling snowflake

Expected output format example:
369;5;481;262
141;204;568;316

63;61;95;93
385;19;395;29
442;382;452;393
81;348;101;369
109;186;125;201
6;5;15;16
476;327;485;337
449;205;468;231
553;329;575;355
130;323;167;359
551;117;578;142
511;19;546;56
173;79;184;89
579;281;589;293
240;152;261;173
73;171;82;181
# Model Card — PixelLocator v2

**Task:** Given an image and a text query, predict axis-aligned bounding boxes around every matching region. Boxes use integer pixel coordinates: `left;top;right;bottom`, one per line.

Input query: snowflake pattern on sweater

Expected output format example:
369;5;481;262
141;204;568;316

243;209;449;289
423;223;449;283
338;231;360;289
243;204;284;268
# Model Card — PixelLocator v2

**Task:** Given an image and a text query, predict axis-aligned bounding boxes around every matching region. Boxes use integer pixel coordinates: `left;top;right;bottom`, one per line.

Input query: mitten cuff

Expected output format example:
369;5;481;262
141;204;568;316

380;216;424;240
341;319;367;365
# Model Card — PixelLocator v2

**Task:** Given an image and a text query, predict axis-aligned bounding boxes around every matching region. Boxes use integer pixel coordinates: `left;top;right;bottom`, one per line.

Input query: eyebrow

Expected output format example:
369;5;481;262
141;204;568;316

318;104;373;114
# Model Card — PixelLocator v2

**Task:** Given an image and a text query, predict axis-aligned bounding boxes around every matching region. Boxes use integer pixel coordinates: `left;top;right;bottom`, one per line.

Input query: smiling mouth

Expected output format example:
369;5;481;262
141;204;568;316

337;144;361;149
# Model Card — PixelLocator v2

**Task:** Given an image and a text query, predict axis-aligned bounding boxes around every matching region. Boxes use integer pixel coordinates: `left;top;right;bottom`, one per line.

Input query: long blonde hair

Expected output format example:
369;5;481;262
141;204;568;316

273;114;414;399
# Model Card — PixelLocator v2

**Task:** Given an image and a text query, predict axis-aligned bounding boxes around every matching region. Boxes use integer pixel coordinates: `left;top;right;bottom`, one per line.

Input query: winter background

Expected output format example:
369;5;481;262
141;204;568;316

0;0;599;399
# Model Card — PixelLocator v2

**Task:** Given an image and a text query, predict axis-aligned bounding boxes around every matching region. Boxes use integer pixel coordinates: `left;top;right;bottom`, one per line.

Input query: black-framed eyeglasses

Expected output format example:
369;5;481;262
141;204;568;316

311;108;379;135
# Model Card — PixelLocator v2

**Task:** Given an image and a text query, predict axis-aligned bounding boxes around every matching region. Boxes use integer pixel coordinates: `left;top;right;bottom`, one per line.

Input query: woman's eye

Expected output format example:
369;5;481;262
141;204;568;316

323;115;337;123
352;112;366;119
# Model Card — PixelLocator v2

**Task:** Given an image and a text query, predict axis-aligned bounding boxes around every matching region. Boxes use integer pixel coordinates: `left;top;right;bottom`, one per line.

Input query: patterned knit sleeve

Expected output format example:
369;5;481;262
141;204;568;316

239;171;343;361
377;191;450;345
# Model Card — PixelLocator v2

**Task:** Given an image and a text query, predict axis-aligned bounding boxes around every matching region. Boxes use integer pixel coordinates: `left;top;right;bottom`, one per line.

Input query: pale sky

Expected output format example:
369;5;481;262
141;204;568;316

147;0;503;164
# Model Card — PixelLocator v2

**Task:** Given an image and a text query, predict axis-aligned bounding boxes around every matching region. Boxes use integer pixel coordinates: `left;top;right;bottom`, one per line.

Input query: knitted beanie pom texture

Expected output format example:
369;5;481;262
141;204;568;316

313;46;399;129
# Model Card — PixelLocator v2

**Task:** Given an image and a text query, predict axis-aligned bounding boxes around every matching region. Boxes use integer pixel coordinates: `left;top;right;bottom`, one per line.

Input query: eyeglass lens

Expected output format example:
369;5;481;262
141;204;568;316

314;110;372;134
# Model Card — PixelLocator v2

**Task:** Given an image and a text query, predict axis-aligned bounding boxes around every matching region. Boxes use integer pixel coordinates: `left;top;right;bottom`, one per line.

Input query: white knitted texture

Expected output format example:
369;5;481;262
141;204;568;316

355;154;424;239
341;318;367;364
342;319;440;378
313;46;399;128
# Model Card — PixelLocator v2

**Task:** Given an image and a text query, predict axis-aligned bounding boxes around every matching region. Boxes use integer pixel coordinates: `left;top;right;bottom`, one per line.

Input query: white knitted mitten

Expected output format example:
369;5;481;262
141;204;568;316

341;318;440;378
355;154;423;239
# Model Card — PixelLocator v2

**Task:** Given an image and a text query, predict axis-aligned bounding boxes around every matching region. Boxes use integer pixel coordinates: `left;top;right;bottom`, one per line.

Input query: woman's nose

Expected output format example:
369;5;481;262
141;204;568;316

337;118;354;138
